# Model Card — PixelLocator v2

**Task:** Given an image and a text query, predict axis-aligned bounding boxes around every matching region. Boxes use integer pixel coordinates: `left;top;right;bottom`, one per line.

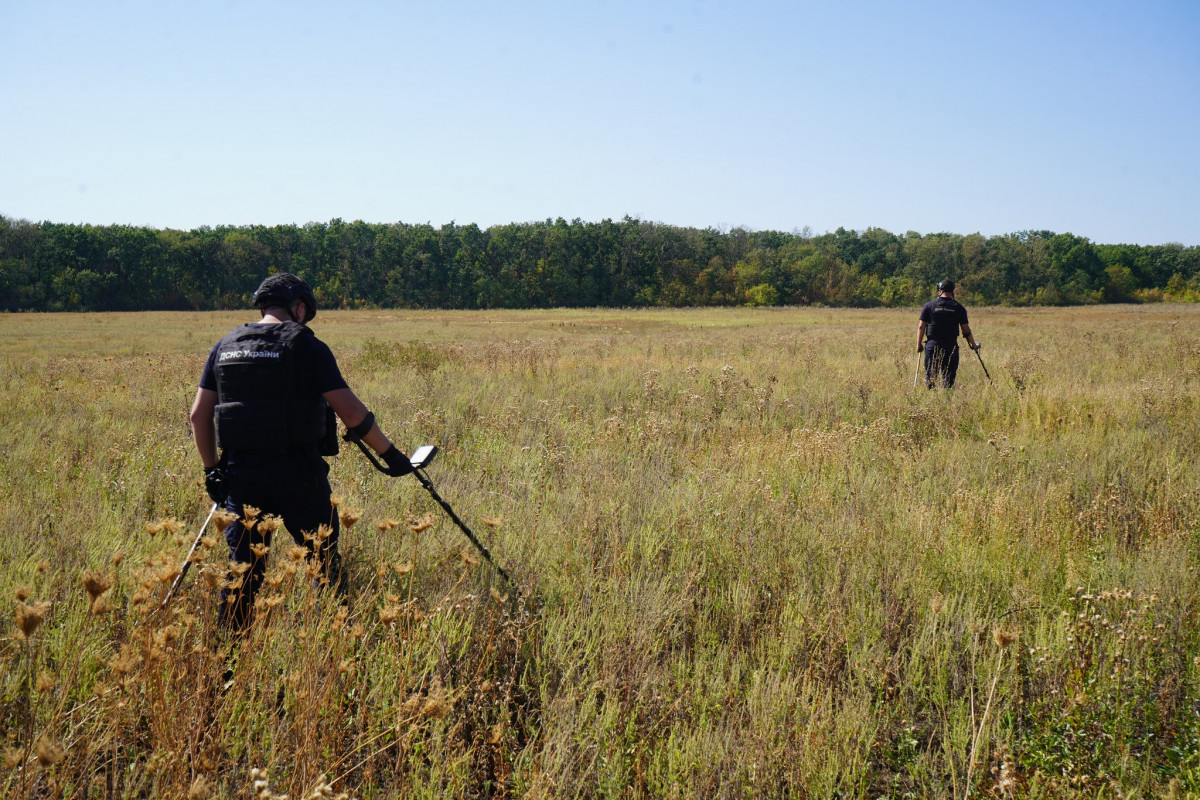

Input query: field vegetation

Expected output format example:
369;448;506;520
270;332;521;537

2;304;1199;798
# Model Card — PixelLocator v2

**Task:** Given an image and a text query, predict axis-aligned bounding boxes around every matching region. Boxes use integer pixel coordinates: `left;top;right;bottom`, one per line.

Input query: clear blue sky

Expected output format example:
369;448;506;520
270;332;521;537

3;0;1197;245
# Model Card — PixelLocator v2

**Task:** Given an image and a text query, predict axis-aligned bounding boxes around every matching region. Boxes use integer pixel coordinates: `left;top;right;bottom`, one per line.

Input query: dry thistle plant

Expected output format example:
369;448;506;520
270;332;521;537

78;569;116;615
212;507;238;533
15;599;51;639
34;737;64;767
339;506;362;528
408;513;435;533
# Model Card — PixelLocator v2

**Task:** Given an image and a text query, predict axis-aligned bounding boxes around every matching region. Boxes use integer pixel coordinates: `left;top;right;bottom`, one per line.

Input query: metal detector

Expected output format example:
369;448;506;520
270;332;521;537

973;346;992;382
344;433;521;601
160;502;219;612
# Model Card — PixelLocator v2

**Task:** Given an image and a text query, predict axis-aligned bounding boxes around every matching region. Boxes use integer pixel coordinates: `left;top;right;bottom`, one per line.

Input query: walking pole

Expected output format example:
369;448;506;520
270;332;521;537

160;502;219;612
973;346;992;382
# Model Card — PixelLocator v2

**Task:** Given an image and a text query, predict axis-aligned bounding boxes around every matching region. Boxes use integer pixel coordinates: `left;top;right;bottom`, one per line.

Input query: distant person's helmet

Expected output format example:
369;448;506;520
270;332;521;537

252;273;318;321
936;279;956;294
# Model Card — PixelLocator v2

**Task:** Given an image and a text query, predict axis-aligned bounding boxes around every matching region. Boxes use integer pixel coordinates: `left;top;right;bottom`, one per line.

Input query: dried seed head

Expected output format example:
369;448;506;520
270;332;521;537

162;518;183;534
37;672;57;693
250;543;271;559
993;627;1018;649
3;747;24;769
315;524;333;543
211;509;238;534
339;508;362;528
34;737;64;766
111;552;124;567
241;505;261;524
304;774;335;800
82;569;114;604
14;585;32;602
156;564;181;584
491;588;509;605
16;600;51;639
930;593;946;615
481;515;502;528
188;774;214;800
392;562;413;576
422;677;449;718
200;567;222;590
258;515;283;535
460;548;480;567
408;514;434;533
153;625;180;648
376;518;400;533
144;522;164;536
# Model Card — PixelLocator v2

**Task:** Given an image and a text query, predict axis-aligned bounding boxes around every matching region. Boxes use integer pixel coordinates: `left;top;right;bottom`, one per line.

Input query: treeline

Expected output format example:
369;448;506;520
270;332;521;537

2;214;1198;312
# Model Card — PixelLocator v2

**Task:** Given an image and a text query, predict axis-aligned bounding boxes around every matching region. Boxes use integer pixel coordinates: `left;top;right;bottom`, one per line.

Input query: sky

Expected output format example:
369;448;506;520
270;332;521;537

2;0;1197;245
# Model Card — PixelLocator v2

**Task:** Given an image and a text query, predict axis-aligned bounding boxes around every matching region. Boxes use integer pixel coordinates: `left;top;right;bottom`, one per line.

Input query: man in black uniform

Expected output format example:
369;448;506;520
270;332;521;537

189;273;413;629
917;279;980;389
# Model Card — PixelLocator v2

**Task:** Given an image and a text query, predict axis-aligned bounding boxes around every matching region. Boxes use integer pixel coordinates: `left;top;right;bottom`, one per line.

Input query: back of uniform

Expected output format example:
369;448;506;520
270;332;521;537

919;296;968;388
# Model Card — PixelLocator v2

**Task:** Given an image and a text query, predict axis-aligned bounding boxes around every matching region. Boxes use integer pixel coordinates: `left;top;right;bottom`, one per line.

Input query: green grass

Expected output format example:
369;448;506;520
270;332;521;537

1;304;1199;798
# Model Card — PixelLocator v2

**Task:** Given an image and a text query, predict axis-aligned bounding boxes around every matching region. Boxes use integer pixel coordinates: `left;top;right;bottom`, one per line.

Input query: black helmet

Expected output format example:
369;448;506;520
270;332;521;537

252;273;317;321
937;279;956;293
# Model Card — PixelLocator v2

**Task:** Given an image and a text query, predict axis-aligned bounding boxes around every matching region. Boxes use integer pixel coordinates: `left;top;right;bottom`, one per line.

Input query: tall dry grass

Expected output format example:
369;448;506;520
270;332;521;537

1;304;1199;798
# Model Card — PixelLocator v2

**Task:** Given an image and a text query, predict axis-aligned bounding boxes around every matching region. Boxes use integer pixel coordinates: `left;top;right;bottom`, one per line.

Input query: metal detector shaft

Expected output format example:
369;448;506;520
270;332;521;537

344;433;519;598
913;350;922;388
161;502;218;612
974;347;992;381
412;470;520;598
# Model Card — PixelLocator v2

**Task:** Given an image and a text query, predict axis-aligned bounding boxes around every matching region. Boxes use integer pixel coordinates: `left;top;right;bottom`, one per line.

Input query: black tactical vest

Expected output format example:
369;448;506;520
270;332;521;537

213;322;329;452
925;297;962;342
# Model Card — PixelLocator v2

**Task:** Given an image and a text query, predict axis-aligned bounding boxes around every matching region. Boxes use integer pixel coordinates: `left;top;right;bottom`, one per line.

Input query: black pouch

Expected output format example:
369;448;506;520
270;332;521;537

319;404;340;457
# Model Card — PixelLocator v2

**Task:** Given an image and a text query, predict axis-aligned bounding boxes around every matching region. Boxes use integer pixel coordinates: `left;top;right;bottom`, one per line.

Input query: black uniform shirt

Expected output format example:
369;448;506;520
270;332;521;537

919;297;969;344
199;323;349;396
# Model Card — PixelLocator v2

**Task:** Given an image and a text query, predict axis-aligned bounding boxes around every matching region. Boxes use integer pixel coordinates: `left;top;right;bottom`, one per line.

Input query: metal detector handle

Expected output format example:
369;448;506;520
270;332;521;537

160;502;218;612
344;430;392;475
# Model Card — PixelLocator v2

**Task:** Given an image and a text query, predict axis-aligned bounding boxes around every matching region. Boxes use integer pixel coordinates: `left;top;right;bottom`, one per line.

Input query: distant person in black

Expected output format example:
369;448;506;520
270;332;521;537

189;273;414;629
917;279;980;389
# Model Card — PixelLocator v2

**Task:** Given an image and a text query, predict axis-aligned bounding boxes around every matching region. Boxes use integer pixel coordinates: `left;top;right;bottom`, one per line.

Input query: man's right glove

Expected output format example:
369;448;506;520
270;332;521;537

381;445;414;477
204;463;227;504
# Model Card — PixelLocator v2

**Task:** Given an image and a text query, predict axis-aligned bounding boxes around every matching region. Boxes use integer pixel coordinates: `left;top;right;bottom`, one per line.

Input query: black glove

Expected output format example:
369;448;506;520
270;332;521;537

380;445;414;477
204;463;227;504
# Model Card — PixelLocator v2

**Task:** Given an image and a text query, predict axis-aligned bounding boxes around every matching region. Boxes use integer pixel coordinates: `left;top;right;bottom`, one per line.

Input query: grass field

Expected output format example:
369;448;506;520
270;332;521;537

2;304;1200;799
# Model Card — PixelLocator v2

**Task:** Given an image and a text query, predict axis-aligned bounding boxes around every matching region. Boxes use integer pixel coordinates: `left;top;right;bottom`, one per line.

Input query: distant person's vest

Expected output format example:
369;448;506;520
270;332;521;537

926;297;963;343
213;322;328;451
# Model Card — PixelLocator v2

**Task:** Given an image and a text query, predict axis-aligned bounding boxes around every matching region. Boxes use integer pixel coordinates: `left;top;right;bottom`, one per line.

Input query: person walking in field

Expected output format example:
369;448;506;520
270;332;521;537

917;279;980;389
189;273;414;629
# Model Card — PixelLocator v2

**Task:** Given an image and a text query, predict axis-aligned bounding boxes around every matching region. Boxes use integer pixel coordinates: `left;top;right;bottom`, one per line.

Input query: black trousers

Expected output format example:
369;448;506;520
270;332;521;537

218;450;339;629
924;341;960;389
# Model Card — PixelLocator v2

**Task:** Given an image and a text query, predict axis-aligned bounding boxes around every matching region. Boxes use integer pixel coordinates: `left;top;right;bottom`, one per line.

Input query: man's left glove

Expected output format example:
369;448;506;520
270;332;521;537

204;463;227;504
380;445;414;477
